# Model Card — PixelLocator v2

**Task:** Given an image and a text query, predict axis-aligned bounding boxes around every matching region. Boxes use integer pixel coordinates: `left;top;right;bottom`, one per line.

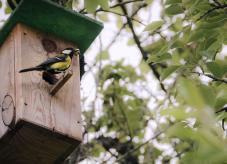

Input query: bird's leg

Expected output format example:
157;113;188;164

63;71;66;77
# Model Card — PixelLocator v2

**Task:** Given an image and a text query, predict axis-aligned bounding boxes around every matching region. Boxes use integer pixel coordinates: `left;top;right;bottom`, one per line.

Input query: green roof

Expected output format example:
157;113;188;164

0;0;103;54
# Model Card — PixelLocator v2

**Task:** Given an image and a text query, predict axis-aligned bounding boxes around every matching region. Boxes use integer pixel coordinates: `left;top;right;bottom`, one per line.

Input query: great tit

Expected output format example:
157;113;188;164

19;47;80;84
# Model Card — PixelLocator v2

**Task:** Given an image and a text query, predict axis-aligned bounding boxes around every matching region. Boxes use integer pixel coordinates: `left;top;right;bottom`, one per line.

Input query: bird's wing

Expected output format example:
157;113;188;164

38;54;66;67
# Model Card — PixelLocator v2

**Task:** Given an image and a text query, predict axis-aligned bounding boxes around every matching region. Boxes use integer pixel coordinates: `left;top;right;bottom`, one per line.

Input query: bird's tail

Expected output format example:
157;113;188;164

19;66;42;73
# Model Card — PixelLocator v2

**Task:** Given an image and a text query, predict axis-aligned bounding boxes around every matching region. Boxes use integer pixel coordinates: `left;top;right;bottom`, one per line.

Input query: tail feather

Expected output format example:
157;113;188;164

19;67;43;73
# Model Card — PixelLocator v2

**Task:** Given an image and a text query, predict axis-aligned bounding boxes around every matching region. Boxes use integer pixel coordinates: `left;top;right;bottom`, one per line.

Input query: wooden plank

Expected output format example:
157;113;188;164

0;119;80;164
14;24;23;123
14;24;82;141
0;30;15;138
50;70;73;96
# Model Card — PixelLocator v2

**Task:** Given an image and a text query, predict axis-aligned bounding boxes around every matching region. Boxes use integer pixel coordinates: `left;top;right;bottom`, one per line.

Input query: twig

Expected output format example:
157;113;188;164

216;107;227;114
215;107;227;130
213;0;222;6
118;0;167;92
105;24;127;50
105;3;147;50
116;126;169;162
96;8;146;26
193;72;227;84
197;4;227;21
204;74;227;84
111;0;144;8
113;83;133;139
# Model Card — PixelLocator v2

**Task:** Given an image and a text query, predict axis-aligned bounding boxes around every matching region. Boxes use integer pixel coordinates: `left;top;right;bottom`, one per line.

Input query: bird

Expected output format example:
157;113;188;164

19;47;80;84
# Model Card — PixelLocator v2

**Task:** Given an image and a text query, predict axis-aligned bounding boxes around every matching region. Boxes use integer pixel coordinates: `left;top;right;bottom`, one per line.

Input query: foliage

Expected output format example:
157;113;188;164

3;0;227;163
63;0;227;163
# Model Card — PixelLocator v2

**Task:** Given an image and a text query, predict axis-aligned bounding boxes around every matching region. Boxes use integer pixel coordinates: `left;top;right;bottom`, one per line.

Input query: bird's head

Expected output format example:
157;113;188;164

62;47;80;58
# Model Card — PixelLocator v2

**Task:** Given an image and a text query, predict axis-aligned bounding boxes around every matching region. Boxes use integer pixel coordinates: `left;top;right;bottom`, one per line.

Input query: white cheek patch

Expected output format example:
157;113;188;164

62;49;72;54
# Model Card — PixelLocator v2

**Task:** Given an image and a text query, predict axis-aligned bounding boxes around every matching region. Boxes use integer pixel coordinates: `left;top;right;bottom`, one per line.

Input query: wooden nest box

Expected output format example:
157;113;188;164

0;0;103;163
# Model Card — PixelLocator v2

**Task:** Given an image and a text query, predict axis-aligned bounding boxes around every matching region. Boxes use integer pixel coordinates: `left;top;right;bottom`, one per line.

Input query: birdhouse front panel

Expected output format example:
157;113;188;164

17;24;82;140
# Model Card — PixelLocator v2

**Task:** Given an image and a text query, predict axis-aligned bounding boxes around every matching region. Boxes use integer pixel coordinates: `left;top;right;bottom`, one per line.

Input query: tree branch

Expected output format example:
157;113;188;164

197;3;227;21
118;0;167;92
114;83;133;140
111;0;144;8
116;126;169;162
193;72;227;84
96;8;146;26
215;107;227;130
216;106;227;114
106;3;148;50
213;0;223;6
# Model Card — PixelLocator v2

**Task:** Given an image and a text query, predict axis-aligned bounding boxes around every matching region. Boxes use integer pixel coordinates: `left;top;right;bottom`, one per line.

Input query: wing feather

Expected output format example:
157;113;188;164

37;54;66;67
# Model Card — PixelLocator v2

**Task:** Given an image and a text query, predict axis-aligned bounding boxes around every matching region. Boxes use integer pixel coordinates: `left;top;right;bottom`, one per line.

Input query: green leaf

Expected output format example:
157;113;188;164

165;0;182;5
167;123;198;139
90;144;105;157
84;0;99;12
161;107;194;120
144;20;164;33
171;17;183;31
199;84;216;108
98;0;109;10
127;38;135;46
215;96;227;110
98;13;109;22
96;51;109;60
206;13;227;23
189;29;219;42
147;52;171;64
5;6;12;14
165;4;184;15
206;61;227;78
139;61;150;74
160;65;180;81
145;0;153;4
177;78;205;109
143;39;166;54
64;0;73;9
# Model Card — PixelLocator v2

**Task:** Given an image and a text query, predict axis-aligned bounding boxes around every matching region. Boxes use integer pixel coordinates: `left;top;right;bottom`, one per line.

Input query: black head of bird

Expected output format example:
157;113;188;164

62;48;80;58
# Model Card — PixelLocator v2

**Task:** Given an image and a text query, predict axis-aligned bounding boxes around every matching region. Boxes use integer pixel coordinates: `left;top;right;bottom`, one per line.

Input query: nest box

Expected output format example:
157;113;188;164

0;0;103;163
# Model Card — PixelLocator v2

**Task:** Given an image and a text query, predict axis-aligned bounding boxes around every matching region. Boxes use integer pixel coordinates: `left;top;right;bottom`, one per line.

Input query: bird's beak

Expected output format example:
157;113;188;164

74;48;80;56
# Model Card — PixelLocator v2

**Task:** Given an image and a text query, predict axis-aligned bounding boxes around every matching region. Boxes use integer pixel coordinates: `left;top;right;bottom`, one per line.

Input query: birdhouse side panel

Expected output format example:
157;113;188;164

51;55;82;140
18;25;53;129
15;24;82;140
0;32;15;138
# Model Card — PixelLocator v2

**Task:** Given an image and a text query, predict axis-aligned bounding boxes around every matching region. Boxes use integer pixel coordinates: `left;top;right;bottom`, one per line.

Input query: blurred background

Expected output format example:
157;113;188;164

1;0;227;163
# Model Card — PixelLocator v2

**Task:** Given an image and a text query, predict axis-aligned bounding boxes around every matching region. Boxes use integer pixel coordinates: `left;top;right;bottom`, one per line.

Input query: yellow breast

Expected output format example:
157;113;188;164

50;56;71;71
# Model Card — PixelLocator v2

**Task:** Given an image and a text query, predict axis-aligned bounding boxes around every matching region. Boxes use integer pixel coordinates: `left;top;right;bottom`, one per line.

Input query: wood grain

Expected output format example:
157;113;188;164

0;119;80;163
0;31;15;138
15;24;82;140
50;70;73;96
0;23;82;163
